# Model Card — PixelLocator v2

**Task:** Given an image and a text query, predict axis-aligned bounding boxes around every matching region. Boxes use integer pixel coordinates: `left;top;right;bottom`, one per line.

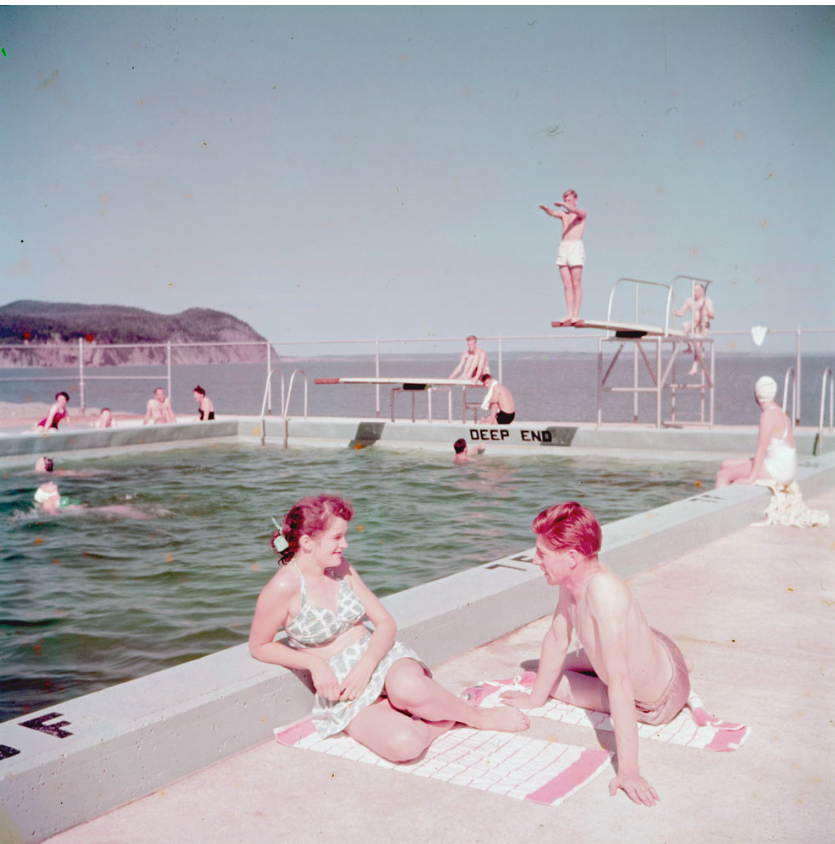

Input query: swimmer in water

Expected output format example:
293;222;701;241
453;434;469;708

453;438;484;463
33;479;84;514
249;495;528;762
34;456;97;478
193;386;215;421
714;375;796;489
33;391;73;434
501;501;691;807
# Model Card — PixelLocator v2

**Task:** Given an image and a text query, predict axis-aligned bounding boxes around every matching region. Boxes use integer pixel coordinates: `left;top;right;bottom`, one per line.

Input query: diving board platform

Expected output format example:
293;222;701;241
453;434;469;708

551;276;715;428
551;319;688;338
314;377;484;423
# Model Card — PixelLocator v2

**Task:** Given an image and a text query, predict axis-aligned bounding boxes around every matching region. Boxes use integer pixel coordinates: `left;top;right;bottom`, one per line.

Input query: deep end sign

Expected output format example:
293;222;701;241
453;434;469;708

468;426;577;445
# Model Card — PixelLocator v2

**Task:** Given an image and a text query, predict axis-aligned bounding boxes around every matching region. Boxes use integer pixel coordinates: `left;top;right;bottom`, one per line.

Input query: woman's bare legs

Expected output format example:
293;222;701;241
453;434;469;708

384;659;529;733
344;659;528;763
714;457;753;489
345;697;452;763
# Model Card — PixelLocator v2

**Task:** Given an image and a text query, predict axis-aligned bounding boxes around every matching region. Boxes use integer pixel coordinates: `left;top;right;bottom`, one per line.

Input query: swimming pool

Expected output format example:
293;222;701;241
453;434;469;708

0;443;709;722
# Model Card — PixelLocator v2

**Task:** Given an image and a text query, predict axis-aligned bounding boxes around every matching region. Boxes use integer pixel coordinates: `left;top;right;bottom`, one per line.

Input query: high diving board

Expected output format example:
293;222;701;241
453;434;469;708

550;276;715;427
550;319;687;338
314;377;483;423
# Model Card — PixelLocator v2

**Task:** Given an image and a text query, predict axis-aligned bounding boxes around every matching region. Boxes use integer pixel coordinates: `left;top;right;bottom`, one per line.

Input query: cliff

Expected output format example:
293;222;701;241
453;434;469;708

0;301;277;366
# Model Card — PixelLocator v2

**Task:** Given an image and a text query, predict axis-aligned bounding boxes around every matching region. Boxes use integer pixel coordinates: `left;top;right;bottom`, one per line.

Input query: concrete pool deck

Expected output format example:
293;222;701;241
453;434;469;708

33;487;834;844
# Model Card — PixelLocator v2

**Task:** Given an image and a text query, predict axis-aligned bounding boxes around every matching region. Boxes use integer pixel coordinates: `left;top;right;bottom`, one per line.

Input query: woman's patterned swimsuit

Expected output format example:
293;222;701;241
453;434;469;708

286;563;427;737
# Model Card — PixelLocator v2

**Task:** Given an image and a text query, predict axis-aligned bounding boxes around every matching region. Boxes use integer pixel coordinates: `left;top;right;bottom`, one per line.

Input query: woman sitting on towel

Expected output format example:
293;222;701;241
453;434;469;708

249;495;528;761
715;375;797;489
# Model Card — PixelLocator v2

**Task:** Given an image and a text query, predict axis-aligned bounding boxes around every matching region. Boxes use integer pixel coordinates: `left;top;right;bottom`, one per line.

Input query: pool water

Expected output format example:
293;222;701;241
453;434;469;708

0;443;710;722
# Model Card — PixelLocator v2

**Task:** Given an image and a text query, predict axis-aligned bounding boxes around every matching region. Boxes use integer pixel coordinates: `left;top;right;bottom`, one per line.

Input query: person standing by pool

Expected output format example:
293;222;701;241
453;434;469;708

33;391;73;433
449;335;490;381
540;189;587;326
143;387;176;425
193;386;215;421
714;375;796;488
249;495;528;762
479;373;515;424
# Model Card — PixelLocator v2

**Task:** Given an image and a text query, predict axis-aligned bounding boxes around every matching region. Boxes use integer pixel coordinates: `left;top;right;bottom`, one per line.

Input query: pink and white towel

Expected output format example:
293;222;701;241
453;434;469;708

275;717;611;806
462;672;750;752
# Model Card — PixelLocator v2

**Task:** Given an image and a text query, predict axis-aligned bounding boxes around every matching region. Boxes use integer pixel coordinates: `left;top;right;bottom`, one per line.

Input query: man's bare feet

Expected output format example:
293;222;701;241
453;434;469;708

571;318;585;327
688;363;700;376
471;705;530;733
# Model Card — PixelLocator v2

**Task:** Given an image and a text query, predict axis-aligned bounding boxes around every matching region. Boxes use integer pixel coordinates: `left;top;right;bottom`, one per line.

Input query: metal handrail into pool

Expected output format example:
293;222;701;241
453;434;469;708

816;367;834;455
782;367;798;425
259;369;285;446
282;369;308;449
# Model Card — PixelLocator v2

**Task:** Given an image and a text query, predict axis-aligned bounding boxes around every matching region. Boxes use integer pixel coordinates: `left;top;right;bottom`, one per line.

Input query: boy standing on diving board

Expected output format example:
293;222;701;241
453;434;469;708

502;501;690;807
540;189;587;326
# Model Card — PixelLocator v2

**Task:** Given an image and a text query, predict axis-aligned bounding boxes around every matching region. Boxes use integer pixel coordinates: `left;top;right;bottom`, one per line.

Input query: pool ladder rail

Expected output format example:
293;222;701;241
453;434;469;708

260;369;308;448
814;367;834;456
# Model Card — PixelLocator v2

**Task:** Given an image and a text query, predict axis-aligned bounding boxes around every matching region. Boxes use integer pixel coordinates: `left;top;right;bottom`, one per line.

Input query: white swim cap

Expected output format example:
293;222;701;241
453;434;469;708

754;375;778;402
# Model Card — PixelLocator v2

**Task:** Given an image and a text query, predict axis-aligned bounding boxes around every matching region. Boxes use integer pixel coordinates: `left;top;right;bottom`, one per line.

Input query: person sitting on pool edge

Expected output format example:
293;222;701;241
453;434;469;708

501;501;690;807
714;375;796;489
33;391;73;434
479;373;515;425
94;408;115;428
453;438;484;463
193;385;215;421
249;495;528;762
143;387;177;425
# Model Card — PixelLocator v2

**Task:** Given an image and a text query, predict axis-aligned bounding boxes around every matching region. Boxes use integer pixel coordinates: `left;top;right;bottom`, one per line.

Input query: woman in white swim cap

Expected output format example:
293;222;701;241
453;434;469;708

715;376;797;488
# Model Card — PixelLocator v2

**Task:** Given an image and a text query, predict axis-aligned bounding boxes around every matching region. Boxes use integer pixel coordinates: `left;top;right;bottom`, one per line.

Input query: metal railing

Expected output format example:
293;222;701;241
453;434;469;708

259;370;285;446
281;369;308;449
2;328;832;429
782;367;798;425
815;368;834;456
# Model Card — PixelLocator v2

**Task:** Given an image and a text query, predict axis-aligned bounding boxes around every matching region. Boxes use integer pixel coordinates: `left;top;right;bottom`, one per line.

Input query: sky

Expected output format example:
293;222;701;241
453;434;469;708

1;5;833;347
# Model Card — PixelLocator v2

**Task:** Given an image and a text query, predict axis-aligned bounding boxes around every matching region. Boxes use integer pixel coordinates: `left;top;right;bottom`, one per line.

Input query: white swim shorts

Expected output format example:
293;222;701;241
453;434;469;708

556;240;586;267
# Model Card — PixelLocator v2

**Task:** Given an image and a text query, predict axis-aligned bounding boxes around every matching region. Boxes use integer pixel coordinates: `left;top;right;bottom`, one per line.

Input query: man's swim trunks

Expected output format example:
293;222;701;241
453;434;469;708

496;411;515;425
633;630;690;726
556;240;586;267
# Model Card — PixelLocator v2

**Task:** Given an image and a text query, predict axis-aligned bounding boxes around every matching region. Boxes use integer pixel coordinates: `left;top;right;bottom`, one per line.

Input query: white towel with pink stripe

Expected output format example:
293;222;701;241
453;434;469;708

275;716;611;806
462;671;750;752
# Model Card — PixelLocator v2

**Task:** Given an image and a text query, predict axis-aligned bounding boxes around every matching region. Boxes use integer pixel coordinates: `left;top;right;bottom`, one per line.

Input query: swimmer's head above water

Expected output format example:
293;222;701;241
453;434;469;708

271;494;354;565
532;501;602;559
35;456;54;473
453;438;467;454
754;375;778;404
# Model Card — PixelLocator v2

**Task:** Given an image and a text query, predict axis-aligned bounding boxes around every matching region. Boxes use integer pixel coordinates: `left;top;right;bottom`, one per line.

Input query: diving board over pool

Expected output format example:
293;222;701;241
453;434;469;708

550;319;688;338
314;377;484;423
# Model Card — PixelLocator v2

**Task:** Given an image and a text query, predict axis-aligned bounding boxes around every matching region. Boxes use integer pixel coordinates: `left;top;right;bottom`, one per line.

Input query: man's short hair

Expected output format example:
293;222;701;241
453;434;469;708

563;189;577;200
466;335;477;343
533;501;601;558
453;438;467;454
480;372;493;385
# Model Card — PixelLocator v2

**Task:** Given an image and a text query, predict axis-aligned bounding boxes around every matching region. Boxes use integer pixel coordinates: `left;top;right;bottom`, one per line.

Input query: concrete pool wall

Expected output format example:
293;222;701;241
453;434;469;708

1;415;832;464
1;421;833;842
